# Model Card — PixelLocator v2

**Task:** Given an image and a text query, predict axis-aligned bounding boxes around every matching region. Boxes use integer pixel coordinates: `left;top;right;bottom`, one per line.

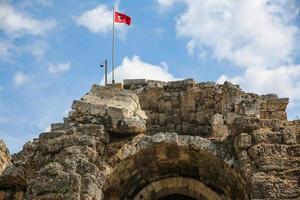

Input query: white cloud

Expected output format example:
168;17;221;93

13;71;30;87
157;0;176;8
217;65;300;106
25;40;48;59
218;65;300;112
0;2;55;60
48;62;71;75
157;0;299;69
0;1;56;36
75;5;127;35
0;39;49;61
76;5;112;34
100;56;176;85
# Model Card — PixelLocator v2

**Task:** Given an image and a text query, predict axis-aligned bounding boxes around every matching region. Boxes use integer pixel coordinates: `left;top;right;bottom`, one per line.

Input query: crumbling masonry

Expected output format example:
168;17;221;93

0;79;299;199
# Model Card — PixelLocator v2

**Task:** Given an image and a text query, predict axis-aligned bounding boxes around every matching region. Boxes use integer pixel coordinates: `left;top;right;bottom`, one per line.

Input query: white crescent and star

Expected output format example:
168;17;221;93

117;16;126;22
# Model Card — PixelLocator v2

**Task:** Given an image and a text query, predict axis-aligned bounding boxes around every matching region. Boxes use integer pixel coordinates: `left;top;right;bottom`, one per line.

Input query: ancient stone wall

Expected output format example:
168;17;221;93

232;118;300;199
124;79;288;137
0;79;299;200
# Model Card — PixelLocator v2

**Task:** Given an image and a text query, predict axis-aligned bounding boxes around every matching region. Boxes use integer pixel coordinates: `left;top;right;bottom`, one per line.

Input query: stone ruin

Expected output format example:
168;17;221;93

0;79;299;200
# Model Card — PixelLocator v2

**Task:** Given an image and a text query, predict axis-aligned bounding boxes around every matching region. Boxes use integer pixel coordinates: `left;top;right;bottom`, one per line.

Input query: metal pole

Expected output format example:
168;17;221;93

104;59;107;86
112;6;115;84
100;59;108;86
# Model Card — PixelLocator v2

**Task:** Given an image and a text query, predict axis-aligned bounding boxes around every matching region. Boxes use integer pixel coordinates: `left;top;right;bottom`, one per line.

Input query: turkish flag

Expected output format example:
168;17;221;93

115;11;131;25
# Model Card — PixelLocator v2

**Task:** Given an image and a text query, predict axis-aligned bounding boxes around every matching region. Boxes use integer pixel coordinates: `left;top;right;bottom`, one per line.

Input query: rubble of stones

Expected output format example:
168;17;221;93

0;79;299;200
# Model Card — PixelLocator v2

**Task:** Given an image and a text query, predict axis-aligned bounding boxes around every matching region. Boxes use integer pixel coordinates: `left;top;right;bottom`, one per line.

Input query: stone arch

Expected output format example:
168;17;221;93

102;133;248;200
134;177;224;200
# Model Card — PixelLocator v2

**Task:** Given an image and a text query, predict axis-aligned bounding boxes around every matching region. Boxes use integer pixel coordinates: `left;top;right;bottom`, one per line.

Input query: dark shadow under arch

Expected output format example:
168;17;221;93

159;194;196;200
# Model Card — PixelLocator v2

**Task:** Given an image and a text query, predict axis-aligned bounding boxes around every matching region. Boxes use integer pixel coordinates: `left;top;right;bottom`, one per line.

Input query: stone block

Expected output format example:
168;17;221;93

234;133;252;152
260;98;289;112
68;110;78;119
106;107;125;118
260;111;287;121
147;80;166;88
240;99;260;117
171;97;180;108
182;122;189;133
197;125;211;136
252;131;283;144
187;99;196;111
196;111;208;124
172;108;180;114
210;114;228;138
282;128;296;144
123;79;147;87
176;125;182;133
71;100;89;114
166;124;176;131
211;124;228;138
167;80;183;89
110;117;146;134
211;113;224;125
50;123;63;131
189;112;196;122
107;83;123;89
165;101;173;114
182;78;195;86
237;150;252;178
163;93;172;101
172;114;181;124
158;113;166;125
261;94;278;100
157;99;165;113
231;117;260;136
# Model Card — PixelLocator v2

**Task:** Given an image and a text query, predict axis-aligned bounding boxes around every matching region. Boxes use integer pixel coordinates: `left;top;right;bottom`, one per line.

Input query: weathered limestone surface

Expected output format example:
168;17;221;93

71;85;147;135
0;140;11;175
0;79;299;200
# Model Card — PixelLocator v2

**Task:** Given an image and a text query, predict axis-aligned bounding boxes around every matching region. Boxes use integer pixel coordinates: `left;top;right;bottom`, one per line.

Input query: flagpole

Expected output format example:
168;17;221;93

112;6;115;85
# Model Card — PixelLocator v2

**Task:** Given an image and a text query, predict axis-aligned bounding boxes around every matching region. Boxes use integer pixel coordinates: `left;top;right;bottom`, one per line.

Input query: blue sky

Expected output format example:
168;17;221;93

0;0;299;153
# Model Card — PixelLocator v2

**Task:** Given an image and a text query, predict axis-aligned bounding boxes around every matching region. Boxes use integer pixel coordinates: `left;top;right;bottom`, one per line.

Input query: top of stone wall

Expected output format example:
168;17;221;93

51;78;290;138
123;78;287;101
124;78;197;89
122;78;289;122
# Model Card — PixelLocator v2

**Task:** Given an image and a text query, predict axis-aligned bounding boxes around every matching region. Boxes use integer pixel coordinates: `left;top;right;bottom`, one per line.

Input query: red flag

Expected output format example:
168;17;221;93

114;11;131;25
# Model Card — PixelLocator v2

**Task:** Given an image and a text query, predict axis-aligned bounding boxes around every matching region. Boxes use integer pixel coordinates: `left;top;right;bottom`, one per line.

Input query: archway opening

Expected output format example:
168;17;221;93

159;194;196;200
103;134;248;200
